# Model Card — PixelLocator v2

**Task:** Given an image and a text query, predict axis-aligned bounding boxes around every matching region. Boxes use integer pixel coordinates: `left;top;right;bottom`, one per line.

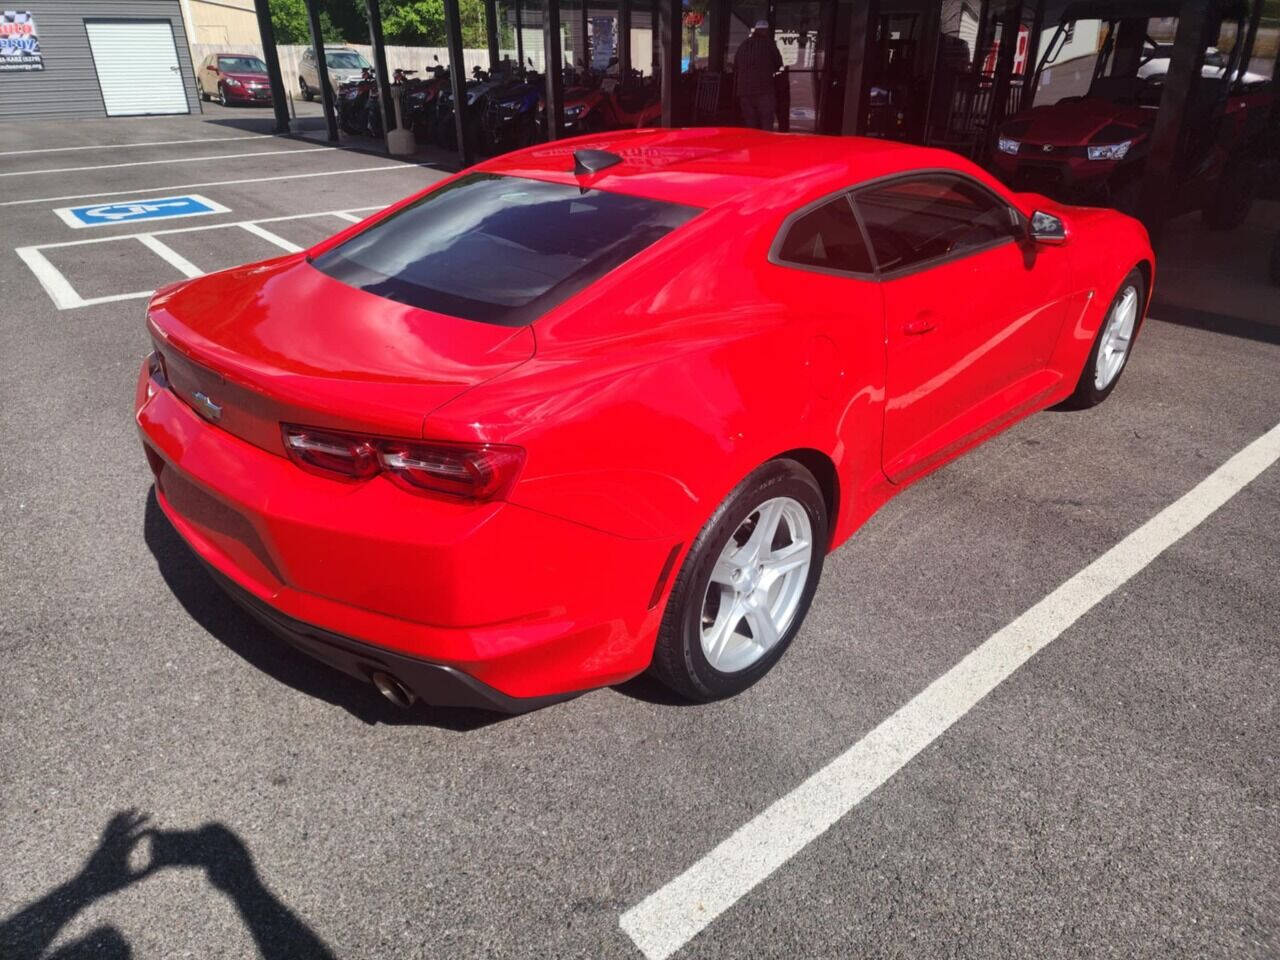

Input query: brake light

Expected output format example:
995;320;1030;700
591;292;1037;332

282;427;379;479
379;441;524;499
281;425;524;500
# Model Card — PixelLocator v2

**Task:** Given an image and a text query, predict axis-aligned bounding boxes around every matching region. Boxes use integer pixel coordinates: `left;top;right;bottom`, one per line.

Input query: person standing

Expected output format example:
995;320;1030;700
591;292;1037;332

734;20;783;130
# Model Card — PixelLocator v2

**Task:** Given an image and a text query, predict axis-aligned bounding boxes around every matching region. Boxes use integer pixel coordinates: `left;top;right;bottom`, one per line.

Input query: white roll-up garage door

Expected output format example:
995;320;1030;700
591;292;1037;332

85;20;190;117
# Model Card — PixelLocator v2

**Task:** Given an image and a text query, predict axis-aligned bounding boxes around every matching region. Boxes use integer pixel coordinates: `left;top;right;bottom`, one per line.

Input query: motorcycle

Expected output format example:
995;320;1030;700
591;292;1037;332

481;58;544;154
399;56;451;144
543;62;661;136
336;67;382;138
432;64;499;152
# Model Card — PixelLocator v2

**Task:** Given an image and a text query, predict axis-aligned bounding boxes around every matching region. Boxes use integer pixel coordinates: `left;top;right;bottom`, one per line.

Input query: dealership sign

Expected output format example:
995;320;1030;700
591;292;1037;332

0;10;41;72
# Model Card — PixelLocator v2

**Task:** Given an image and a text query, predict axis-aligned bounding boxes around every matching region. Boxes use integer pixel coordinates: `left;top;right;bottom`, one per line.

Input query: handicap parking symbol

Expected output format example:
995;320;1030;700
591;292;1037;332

54;194;230;229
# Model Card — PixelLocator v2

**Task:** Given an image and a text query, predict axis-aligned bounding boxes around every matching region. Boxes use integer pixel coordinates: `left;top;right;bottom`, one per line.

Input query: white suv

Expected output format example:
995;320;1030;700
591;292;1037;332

298;46;372;99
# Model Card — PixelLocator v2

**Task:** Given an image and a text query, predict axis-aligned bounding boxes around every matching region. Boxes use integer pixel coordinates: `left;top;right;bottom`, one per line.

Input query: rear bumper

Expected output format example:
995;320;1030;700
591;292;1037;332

136;361;673;702
206;564;573;712
224;87;273;104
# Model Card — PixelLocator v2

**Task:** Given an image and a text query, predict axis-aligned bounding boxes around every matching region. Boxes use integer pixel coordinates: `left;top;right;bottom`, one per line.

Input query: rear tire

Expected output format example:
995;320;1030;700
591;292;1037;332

1064;267;1144;409
650;459;827;702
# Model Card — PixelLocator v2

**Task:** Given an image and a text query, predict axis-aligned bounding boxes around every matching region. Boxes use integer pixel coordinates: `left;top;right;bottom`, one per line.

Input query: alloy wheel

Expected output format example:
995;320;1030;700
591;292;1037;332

699;497;813;673
1095;284;1138;390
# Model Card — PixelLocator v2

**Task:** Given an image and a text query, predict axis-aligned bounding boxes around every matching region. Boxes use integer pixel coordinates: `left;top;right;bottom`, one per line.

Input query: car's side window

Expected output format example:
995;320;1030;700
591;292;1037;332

854;175;1018;275
775;194;874;275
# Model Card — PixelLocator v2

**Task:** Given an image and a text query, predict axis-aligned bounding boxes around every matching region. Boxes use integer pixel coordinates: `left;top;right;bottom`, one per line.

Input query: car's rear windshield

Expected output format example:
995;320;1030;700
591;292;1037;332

310;173;698;326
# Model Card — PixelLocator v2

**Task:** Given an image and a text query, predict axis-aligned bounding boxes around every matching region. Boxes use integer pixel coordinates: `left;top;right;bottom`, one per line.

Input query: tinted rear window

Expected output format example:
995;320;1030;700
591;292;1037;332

311;173;698;326
777;194;873;274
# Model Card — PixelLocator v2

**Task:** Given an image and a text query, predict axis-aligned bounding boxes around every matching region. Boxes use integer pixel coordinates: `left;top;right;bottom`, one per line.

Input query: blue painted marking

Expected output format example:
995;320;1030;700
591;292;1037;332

55;194;229;229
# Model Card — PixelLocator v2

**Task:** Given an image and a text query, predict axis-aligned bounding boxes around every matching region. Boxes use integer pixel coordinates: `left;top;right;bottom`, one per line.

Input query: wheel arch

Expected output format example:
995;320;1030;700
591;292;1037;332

772;447;840;551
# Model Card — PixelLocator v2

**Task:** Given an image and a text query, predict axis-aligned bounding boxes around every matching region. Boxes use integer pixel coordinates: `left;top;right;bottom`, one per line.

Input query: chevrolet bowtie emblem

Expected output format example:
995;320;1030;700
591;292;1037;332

191;391;222;422
1042;144;1055;153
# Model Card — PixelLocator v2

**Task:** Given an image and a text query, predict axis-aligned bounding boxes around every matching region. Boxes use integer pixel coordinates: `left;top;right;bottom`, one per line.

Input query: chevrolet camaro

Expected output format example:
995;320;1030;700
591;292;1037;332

136;128;1154;712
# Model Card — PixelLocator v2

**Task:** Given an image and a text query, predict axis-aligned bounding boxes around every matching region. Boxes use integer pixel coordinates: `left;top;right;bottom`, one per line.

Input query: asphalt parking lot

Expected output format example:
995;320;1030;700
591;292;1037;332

2;114;1278;960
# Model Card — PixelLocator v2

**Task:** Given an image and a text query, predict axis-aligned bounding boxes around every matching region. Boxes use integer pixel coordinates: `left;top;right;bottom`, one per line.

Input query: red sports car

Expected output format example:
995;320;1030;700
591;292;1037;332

136;128;1154;712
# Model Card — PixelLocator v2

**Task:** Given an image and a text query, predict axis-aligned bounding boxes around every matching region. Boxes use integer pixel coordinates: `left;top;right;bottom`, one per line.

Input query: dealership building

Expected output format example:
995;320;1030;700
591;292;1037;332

0;2;208;120
0;0;1275;238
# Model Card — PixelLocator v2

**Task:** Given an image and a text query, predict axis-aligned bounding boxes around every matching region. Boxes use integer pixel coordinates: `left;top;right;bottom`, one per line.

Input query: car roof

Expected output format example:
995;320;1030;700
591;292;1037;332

477;127;968;209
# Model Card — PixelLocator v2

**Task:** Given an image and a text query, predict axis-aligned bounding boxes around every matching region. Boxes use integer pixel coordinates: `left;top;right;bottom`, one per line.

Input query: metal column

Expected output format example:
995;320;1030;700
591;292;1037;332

709;0;729;73
444;0;474;163
659;0;680;125
303;0;338;141
516;0;525;67
840;0;877;135
486;0;501;70
652;0;661;76
251;0;291;133
544;0;566;138
982;1;1022;158
364;0;397;134
619;0;632;76
1138;0;1213;238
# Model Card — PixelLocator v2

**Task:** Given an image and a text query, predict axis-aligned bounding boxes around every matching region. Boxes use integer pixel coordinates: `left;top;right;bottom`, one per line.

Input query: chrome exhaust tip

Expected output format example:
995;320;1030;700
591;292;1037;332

370;671;416;708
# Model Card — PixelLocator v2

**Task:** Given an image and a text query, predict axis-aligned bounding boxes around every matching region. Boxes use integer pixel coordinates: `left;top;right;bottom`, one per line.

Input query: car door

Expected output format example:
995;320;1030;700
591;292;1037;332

768;190;887;493
853;173;1071;483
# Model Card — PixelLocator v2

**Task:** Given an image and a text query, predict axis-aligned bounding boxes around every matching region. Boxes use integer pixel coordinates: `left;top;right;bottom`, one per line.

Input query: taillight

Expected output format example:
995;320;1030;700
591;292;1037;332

282;427;379;479
281;424;524;501
379;441;524;500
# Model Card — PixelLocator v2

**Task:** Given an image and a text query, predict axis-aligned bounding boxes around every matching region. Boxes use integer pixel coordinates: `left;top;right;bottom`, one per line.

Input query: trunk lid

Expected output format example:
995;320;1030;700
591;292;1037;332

147;257;534;451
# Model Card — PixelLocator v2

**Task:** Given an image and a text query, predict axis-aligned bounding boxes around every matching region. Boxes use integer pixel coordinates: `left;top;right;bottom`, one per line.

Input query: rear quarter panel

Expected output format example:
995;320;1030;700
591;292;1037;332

424;202;888;545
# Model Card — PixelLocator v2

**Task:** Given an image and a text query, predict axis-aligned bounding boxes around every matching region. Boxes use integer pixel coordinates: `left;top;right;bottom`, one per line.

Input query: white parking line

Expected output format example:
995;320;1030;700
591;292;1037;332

16;206;382;310
0;146;331;178
0;134;273;157
15;247;89;310
137;234;204;279
239;222;304;253
620;420;1280;960
0;164;425;208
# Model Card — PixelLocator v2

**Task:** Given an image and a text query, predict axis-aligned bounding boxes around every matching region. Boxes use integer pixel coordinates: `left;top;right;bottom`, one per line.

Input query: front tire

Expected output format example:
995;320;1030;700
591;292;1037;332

300;78;313;101
650;459;827;701
1064;267;1144;409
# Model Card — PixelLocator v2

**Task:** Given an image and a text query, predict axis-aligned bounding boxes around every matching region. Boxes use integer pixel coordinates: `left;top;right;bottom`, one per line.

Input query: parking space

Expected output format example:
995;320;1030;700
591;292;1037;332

1;115;1277;960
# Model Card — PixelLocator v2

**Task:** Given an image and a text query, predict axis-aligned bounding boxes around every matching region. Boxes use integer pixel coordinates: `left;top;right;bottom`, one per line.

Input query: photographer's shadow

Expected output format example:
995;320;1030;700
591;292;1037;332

143;489;500;731
0;811;334;960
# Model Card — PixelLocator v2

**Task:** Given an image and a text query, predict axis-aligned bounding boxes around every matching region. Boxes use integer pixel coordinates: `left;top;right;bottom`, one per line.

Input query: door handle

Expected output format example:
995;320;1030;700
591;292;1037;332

903;314;936;335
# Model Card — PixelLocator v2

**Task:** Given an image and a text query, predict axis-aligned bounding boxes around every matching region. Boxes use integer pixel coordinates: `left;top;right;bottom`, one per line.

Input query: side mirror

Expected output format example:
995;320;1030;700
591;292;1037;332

1028;209;1068;245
